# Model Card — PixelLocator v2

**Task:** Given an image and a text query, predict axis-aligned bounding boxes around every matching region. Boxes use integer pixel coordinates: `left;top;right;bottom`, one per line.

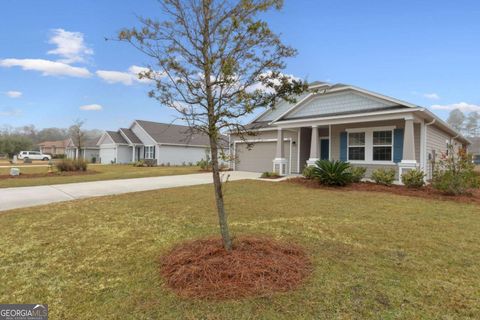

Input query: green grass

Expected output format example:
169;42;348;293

0;181;479;319
0;165;201;188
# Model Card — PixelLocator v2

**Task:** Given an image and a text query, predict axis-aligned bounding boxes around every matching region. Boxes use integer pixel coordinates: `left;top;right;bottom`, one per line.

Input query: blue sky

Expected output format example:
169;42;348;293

1;0;479;130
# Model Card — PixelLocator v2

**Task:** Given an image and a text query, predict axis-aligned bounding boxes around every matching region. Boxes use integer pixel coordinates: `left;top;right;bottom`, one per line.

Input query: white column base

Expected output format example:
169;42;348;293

398;160;419;183
273;158;288;176
306;158;319;167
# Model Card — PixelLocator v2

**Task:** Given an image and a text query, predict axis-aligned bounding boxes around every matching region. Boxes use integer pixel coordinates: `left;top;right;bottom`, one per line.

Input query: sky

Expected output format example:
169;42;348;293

0;0;479;130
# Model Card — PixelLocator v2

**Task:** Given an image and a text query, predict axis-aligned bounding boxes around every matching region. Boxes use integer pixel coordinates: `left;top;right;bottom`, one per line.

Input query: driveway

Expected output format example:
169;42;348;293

0;171;261;212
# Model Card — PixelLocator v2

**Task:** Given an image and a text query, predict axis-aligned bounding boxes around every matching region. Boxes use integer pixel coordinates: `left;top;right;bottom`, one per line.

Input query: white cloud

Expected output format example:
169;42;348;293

423;92;440;100
430;102;480;112
96;65;154;85
0;108;22;117
79;104;102;111
47;28;93;64
5;91;22;98
0;58;91;78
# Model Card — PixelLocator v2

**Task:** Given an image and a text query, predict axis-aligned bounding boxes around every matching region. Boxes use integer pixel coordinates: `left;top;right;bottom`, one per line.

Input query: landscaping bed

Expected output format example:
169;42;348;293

160;236;311;300
286;177;480;205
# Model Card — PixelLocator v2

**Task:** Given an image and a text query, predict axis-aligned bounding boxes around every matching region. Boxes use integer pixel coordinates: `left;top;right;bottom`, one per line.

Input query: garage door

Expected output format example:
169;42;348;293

235;141;290;173
100;147;116;164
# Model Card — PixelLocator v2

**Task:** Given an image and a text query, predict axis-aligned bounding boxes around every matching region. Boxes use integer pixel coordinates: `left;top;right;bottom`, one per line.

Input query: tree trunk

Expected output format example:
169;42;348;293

209;138;233;251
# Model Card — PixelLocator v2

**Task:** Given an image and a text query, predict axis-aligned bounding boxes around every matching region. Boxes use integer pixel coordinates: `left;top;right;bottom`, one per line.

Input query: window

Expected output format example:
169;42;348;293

145;146;154;159
348;132;365;161
372;131;392;161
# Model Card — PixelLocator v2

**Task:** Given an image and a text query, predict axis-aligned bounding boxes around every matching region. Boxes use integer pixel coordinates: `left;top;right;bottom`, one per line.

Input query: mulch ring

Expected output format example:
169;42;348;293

159;236;312;300
286;177;480;205
0;170;99;179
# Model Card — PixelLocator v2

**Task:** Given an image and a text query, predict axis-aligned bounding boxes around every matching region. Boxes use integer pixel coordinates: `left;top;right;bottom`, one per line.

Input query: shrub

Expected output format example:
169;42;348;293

302;166;316;179
260;171;280;179
52;154;66;159
348;166;367;183
91;157;97;164
432;146;479;195
371;168;396;186
401;169;425;188
196;158;212;170
312;160;352;186
56;159;88;172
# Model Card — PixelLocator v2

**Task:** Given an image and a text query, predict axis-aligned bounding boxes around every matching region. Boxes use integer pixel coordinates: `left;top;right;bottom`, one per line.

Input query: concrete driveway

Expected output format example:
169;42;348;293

0;171;261;212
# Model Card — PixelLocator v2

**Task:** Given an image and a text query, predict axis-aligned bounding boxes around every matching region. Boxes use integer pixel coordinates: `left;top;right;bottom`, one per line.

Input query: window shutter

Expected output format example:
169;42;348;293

393;128;404;163
143;147;146;159
340;132;347;161
153;146;156;159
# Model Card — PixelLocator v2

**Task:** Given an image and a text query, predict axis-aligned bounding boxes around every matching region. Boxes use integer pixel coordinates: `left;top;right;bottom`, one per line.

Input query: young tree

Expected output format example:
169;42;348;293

447;109;465;133
118;0;308;250
68;119;85;159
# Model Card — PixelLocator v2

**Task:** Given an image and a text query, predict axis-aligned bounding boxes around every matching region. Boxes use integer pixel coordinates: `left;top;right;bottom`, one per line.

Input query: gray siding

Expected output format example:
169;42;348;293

287;90;395;119
425;125;451;179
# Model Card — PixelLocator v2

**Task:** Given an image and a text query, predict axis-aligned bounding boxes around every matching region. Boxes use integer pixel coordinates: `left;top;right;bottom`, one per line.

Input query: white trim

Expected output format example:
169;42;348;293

233;138;292;174
274;109;422;128
144;145;155;159
270;93;314;123
297;129;301;173
328;125;332;161
346;127;396;164
420;120;426;174
131;120;158;144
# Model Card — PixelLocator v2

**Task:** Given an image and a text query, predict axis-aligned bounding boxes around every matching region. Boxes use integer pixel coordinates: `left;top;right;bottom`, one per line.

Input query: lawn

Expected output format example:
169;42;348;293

0;181;479;319
0;164;201;188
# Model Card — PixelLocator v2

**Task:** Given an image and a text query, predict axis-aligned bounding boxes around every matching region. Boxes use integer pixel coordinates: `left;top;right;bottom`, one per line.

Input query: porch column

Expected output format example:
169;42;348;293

399;117;418;181
132;146;136;162
306;125;319;166
272;128;288;175
402;118;416;163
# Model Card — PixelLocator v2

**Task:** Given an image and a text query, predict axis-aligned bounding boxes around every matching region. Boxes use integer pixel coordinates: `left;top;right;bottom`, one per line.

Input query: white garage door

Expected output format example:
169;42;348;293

235;141;290;173
100;146;116;164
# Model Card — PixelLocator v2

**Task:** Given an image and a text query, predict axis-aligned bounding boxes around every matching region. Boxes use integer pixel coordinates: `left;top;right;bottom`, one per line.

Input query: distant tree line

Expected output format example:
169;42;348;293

0;123;102;157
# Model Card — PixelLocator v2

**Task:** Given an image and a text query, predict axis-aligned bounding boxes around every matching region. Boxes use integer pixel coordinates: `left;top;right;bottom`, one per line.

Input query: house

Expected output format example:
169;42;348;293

468;137;480;164
96;120;216;165
38;139;68;156
229;82;470;181
65;138;100;163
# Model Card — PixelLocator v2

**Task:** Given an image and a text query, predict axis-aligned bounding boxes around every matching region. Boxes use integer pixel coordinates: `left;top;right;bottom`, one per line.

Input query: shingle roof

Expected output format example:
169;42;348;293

38;139;68;148
135;120;212;146
119;128;142;144
106;131;128;144
69;138;100;148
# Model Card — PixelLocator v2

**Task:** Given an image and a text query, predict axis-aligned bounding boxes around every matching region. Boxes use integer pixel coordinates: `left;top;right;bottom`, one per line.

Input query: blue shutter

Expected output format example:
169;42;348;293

340;132;347;161
153;146;156;159
393;128;404;163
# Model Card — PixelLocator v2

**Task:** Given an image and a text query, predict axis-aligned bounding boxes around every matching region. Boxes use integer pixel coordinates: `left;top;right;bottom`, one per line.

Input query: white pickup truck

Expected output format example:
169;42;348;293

17;151;52;161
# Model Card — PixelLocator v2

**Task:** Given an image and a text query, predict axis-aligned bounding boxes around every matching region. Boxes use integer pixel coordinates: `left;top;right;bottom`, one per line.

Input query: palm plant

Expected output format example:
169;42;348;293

313;160;352;186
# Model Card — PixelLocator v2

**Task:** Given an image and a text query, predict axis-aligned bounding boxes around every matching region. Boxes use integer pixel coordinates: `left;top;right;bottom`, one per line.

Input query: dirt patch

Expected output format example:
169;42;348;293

286;177;480;205
0;170;99;180
159;236;312;300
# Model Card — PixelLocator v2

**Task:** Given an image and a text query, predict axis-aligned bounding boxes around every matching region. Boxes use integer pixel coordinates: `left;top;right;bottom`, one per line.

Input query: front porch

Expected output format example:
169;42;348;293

272;116;423;180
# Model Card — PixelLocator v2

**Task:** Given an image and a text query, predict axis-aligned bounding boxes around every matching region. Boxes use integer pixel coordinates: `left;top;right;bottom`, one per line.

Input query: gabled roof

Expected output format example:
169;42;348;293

135;120;212;146
67;137;100;148
119;128;142;144
106;131;128;144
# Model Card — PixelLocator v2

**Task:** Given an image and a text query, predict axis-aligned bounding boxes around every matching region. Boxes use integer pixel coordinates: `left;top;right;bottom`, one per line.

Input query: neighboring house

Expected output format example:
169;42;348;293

468;137;480;164
38;139;68;156
229;82;470;181
96;120;217;165
65;138;100;162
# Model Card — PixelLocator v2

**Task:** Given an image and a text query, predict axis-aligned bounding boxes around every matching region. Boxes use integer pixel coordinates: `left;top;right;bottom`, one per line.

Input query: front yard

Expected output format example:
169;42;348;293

0;164;201;188
0;180;478;319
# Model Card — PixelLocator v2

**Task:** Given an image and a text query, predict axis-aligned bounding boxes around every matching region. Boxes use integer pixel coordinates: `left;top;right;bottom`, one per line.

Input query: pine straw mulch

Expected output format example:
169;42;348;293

0;170;98;180
159;236;312;300
286;177;480;205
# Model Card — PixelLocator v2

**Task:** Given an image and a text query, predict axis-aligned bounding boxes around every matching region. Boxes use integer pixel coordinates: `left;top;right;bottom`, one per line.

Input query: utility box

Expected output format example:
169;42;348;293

10;167;20;176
